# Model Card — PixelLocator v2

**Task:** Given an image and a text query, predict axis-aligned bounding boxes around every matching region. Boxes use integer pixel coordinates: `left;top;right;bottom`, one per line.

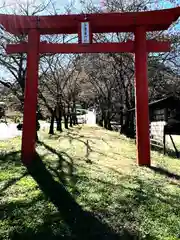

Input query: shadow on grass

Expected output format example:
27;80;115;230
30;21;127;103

38;141;79;194
0;171;27;193
0;148;142;239
64;132;121;162
25;152;124;240
0;149;171;239
72;169;180;240
148;166;180;181
151;145;179;159
0;151;21;165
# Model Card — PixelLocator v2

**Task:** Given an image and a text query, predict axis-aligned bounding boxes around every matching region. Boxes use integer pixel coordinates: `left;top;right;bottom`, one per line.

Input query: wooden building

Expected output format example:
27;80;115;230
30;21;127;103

122;96;180;157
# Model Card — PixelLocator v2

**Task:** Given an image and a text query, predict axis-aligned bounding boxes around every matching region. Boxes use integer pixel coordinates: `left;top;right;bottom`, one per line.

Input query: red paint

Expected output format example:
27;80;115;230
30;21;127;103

21;29;39;165
7;40;170;54
3;7;180;166
135;27;150;166
89;22;93;44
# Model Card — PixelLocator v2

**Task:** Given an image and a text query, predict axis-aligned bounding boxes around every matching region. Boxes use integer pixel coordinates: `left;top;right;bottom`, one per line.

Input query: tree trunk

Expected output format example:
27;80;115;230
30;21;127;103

64;114;69;129
104;112;108;129
72;113;76;125
120;108;123;126
56;108;62;132
107;110;112;130
75;115;78;125
49;108;56;134
70;113;73;127
99;120;103;127
56;116;60;131
68;104;72;128
72;100;78;125
99;109;104;127
107;119;112;130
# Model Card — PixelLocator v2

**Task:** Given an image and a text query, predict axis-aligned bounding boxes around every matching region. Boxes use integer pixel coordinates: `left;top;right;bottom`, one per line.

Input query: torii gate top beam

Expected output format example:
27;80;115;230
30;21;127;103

0;7;179;35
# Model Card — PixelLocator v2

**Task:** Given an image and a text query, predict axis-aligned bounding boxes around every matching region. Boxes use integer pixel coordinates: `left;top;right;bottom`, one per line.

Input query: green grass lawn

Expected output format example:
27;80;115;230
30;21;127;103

1;125;180;239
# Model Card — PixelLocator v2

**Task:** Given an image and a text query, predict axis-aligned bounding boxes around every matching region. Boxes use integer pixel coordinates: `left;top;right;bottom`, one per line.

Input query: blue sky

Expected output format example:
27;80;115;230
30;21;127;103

155;0;180;9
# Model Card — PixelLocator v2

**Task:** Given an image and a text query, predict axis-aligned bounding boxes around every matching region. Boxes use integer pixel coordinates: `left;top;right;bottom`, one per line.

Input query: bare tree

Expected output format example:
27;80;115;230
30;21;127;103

74;0;180;134
39;53;80;134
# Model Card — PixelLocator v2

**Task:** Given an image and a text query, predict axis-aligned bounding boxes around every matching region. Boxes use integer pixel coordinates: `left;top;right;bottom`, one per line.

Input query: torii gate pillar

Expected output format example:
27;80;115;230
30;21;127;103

135;27;150;166
21;29;39;165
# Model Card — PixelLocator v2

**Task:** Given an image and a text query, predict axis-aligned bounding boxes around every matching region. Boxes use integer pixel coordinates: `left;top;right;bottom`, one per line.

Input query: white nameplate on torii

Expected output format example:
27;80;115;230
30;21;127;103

81;22;90;44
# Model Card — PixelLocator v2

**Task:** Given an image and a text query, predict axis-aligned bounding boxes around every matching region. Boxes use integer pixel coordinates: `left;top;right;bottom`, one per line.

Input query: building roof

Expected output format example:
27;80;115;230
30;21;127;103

128;95;180;112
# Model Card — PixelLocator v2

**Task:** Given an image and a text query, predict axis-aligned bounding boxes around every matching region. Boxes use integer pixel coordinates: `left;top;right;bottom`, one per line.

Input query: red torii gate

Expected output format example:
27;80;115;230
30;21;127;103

1;7;180;166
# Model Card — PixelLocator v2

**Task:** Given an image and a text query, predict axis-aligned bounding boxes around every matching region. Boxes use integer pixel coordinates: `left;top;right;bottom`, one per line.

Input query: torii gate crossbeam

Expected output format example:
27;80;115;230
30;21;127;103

2;7;180;167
